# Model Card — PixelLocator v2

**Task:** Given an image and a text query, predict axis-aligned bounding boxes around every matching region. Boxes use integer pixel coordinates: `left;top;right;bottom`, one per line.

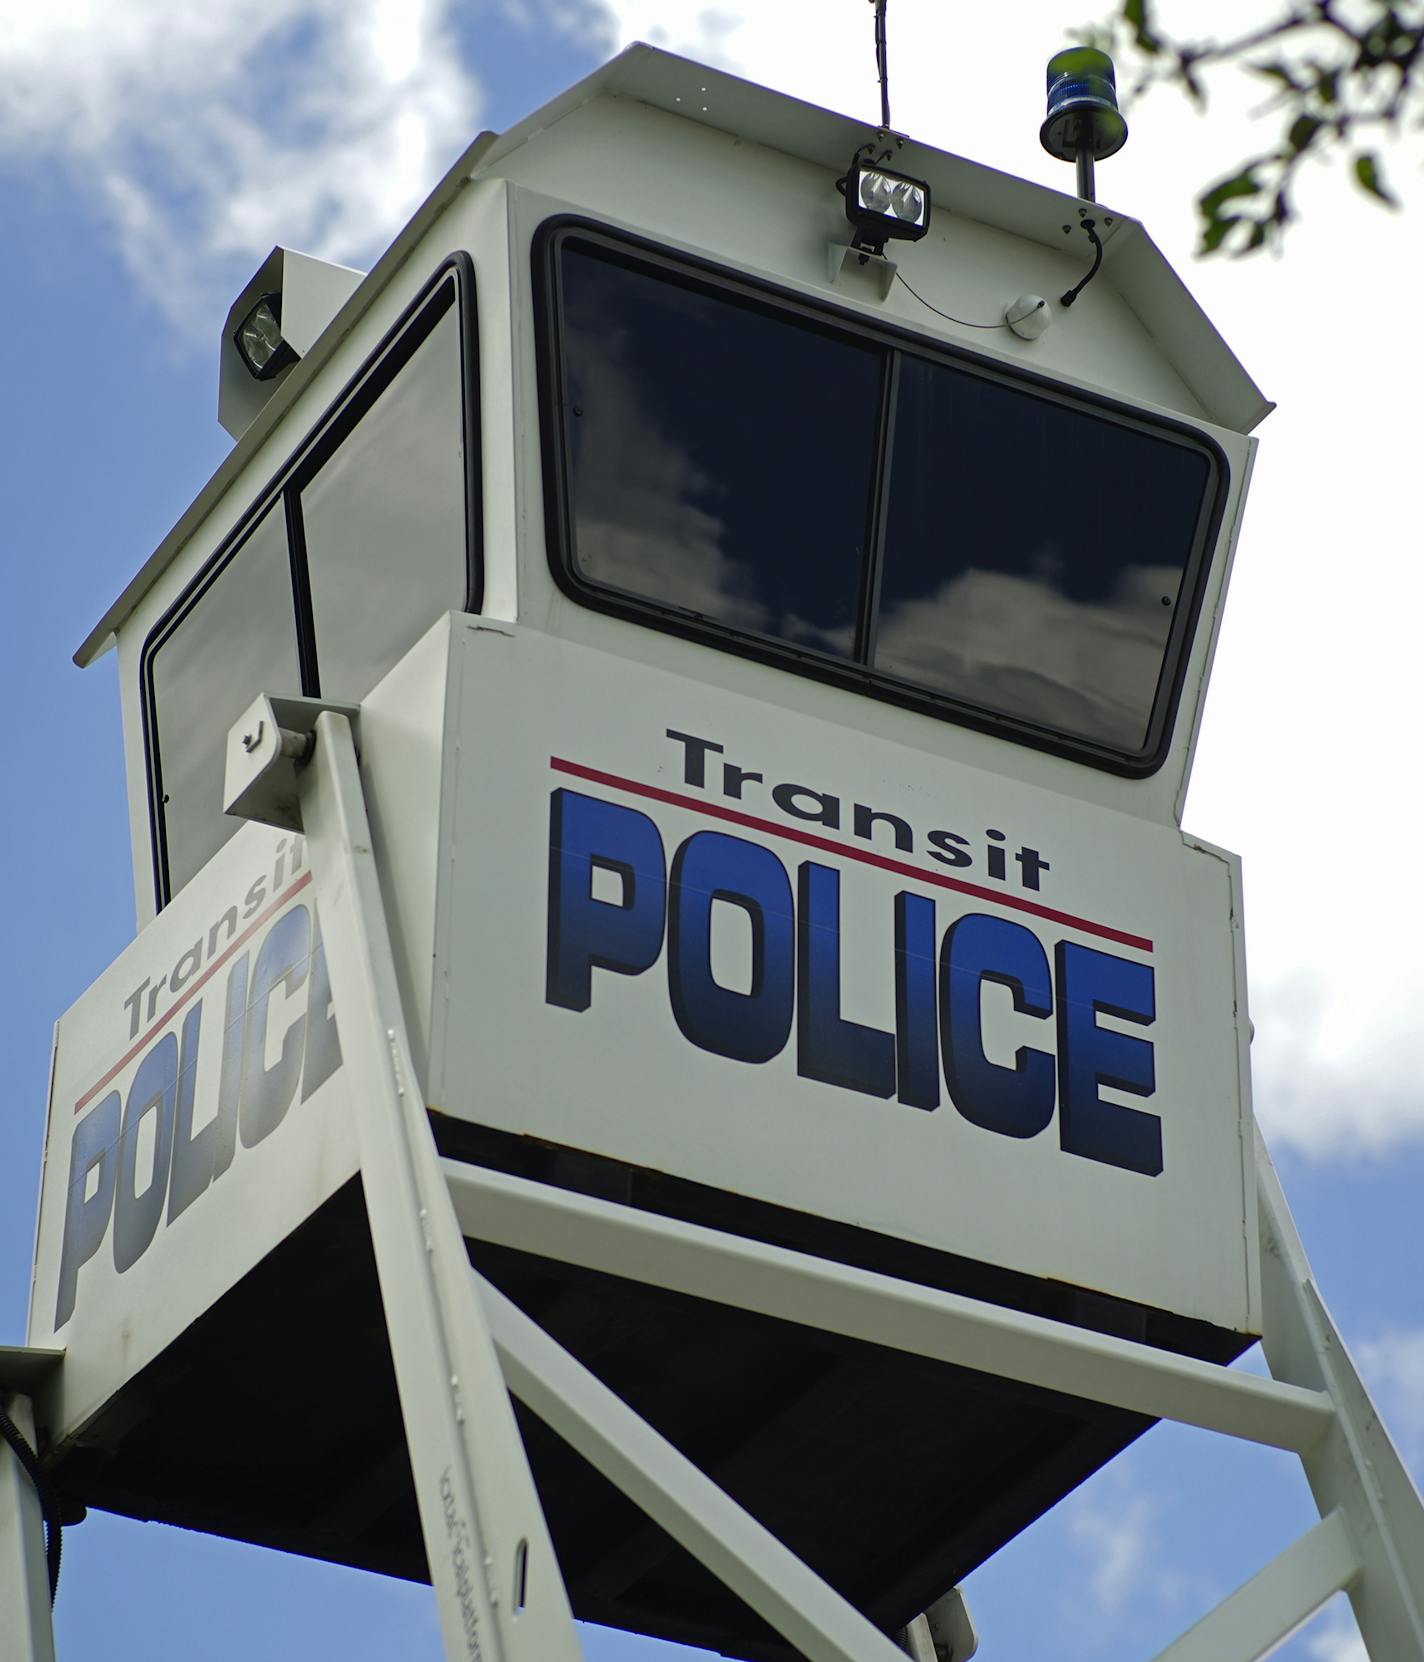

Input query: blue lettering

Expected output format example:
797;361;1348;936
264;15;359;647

55;1091;121;1328
239;904;311;1150
543;794;1161;1179
114;1031;179;1273
894;891;939;1110
301;918;342;1102
167;1002;222;1224
940;914;1055;1140
669;831;794;1064
546;789;666;1011
796;861;894;1098
1056;942;1160;1176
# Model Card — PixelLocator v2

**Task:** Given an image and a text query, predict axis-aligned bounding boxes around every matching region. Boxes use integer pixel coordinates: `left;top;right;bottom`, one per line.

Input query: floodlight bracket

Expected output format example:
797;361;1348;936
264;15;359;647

827;239;897;300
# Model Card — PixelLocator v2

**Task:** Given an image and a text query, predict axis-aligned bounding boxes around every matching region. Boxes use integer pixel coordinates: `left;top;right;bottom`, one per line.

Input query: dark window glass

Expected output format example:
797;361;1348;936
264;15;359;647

546;229;1220;771
300;291;468;703
876;358;1212;752
560;243;882;658
151;505;300;893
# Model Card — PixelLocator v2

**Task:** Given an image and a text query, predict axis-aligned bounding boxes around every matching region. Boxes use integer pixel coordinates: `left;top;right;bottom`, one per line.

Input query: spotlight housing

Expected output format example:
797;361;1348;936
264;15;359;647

234;294;298;382
839;152;932;255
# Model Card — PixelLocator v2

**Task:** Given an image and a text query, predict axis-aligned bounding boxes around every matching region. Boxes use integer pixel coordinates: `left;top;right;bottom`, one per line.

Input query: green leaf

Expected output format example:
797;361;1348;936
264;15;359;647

1354;151;1400;205
1199;213;1240;255
1124;0;1163;54
1287;113;1322;153
1200;168;1261;213
1249;59;1304;92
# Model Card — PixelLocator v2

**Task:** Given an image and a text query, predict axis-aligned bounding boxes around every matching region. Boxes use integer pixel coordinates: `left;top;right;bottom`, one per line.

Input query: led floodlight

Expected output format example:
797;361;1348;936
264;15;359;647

234;293;298;382
839;152;932;255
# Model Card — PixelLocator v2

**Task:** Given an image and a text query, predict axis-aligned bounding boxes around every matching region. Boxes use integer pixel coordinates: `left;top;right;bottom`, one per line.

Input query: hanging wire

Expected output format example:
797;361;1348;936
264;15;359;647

872;0;891;131
894;270;1042;331
1060;217;1104;307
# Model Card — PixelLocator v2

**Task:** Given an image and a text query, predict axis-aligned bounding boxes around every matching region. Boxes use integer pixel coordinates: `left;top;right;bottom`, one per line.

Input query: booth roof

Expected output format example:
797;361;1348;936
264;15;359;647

75;42;1270;669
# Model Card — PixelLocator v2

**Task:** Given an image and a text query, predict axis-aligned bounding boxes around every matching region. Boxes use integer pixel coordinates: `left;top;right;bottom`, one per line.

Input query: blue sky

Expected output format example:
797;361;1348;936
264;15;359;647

1;3;1420;1659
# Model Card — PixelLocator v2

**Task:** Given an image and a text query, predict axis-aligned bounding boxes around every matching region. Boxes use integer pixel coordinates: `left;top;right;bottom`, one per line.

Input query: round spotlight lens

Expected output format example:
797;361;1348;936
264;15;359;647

890;182;925;223
240;302;283;370
235;294;296;381
859;171;892;214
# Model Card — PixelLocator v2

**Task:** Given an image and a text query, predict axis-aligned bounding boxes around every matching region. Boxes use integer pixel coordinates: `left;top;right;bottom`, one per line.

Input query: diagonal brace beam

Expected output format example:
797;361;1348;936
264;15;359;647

298;711;583;1662
480;1274;910;1662
1147;1510;1358;1662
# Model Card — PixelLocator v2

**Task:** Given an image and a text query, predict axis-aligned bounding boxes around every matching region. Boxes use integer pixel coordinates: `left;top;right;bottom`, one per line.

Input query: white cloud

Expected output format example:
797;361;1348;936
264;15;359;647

1245;966;1424;1158
0;0;481;333
1068;1485;1157;1618
1302;1597;1367;1662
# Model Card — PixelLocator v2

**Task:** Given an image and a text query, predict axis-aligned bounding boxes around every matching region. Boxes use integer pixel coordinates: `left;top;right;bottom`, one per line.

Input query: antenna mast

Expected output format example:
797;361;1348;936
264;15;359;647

872;0;891;131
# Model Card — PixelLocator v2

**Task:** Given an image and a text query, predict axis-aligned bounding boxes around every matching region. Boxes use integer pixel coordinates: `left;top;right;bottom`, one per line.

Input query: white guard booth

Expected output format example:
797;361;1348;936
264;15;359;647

6;43;1422;1662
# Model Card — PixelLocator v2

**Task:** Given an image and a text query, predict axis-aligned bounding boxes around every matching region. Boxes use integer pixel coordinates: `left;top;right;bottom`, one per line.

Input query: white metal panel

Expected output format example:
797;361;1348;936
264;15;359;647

430;620;1258;1333
476;47;1269;432
26;820;357;1441
494;101;1213;423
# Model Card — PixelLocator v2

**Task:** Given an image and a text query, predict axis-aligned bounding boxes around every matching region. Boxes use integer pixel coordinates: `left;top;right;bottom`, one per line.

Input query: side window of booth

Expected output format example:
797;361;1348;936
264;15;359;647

537;226;1225;777
148;504;303;896
144;256;478;904
296;294;469;703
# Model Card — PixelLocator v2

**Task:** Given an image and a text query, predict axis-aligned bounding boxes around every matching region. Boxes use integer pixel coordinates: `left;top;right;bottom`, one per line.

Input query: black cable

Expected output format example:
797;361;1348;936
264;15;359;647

1060;217;1104;307
873;0;891;131
0;1399;62;1604
895;269;1038;331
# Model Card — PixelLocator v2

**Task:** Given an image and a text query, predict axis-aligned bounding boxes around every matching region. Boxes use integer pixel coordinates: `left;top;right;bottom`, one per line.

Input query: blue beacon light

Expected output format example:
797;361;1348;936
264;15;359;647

1040;47;1127;202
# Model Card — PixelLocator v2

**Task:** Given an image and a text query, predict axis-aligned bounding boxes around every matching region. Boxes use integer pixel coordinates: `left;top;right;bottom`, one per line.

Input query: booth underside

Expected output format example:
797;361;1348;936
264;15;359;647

44;1124;1250;1661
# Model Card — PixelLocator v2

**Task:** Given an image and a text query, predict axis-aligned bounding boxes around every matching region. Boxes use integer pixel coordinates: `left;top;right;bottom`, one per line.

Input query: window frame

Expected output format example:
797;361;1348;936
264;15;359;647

534;218;1229;779
142;252;480;907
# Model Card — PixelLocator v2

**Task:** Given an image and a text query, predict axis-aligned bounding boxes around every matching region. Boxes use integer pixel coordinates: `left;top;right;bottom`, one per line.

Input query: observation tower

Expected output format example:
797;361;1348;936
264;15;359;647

4;43;1421;1662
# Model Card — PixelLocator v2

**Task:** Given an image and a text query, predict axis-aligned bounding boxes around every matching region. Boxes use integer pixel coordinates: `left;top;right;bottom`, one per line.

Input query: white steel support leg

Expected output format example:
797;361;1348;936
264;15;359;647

299;712;582;1662
0;1394;57;1662
481;1275;910;1662
1255;1127;1424;1659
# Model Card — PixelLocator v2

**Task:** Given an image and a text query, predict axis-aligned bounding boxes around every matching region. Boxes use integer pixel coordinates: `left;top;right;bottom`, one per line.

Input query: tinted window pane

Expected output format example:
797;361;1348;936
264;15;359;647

876;359;1211;751
560;243;882;658
301;293;467;703
153;505;300;892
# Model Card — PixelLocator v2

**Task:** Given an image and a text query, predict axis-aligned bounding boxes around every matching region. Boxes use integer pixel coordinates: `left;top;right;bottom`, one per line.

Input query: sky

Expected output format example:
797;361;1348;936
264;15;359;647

1;1;1420;1659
